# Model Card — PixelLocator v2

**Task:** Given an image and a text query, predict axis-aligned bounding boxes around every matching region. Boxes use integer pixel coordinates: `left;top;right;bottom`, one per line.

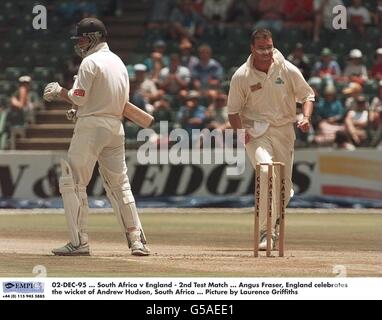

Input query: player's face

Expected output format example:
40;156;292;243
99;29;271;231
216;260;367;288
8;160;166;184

74;36;92;58
77;36;90;50
251;38;274;63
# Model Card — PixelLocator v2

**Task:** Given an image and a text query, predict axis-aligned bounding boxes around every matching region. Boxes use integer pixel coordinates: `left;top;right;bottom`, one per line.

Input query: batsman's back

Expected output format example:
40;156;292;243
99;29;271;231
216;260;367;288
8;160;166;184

74;44;129;119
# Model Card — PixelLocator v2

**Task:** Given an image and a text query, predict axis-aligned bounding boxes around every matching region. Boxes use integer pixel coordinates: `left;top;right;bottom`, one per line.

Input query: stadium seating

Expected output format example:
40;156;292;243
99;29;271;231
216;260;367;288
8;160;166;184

0;0;380;149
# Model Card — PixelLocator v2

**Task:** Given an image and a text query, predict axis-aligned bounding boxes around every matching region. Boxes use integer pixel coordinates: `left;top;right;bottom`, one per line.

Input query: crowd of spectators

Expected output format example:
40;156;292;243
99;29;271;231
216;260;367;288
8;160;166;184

129;0;382;148
1;0;382;150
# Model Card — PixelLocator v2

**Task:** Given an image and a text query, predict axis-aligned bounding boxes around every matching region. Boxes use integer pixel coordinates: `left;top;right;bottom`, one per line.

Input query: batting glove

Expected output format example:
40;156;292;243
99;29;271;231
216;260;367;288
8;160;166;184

43;82;62;102
66;108;77;122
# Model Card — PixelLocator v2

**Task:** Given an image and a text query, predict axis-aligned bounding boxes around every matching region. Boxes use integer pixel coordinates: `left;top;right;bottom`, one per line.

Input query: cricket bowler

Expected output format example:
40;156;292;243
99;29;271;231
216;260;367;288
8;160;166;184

227;29;315;250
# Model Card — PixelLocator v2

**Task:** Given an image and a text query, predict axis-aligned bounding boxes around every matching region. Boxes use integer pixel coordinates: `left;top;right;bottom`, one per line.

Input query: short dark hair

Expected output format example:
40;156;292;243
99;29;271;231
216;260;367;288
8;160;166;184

251;29;273;45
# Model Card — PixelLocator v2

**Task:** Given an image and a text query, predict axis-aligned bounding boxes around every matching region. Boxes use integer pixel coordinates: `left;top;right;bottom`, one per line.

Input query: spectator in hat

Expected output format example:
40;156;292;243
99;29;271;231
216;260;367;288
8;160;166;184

130;64;163;113
342;49;368;84
287;42;311;80
7;75;39;128
312;48;341;80
344;94;369;146
370;48;382;80
342;82;363;110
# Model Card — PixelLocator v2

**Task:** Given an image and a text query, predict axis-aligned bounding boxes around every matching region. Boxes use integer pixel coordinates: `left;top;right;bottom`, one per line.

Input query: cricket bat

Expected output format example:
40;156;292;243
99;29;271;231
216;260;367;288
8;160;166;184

123;101;154;128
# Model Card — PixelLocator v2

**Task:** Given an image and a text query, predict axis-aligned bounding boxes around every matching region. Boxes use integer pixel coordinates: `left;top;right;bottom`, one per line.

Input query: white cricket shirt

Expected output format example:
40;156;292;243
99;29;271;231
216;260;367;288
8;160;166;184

68;42;129;119
227;49;315;127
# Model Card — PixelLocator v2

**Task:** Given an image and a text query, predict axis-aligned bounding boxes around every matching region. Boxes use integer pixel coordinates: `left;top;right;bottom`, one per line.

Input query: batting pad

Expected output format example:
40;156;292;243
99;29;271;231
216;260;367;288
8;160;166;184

99;166;147;245
59;159;88;246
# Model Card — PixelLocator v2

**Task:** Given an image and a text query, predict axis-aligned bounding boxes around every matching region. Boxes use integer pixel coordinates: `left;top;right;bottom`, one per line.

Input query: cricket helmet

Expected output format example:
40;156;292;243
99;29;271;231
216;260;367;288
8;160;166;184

71;17;107;58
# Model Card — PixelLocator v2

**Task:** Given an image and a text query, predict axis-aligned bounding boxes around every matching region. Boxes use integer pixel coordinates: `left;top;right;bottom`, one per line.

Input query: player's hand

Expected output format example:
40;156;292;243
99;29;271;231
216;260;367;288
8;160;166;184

297;117;311;133
66;108;77;122
43;82;62;102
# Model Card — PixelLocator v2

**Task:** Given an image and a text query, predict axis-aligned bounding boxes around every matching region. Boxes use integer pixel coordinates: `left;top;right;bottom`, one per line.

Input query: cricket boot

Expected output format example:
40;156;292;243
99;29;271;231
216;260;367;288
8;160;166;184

127;230;150;256
258;231;277;251
52;242;90;256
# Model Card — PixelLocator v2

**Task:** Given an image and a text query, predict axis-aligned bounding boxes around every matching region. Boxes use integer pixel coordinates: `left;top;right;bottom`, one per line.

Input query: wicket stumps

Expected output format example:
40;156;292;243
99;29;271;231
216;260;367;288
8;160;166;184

254;162;286;257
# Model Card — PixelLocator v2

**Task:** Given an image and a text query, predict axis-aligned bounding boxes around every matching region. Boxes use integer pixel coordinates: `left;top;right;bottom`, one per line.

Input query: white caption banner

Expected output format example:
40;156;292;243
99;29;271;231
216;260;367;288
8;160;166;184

1;278;381;300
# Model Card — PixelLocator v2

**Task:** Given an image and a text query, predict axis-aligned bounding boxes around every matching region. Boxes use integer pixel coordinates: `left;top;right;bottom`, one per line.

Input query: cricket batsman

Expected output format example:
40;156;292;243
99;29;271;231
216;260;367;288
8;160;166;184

43;17;150;256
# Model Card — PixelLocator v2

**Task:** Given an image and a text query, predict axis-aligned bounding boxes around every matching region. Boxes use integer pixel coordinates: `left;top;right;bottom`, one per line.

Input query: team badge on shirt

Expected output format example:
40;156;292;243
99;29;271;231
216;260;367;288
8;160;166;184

275;77;285;85
74;89;85;97
250;82;262;92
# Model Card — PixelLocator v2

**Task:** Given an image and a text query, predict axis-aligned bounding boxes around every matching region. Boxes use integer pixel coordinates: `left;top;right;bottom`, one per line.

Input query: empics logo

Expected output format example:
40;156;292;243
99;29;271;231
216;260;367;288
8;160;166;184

3;281;44;293
4;283;15;289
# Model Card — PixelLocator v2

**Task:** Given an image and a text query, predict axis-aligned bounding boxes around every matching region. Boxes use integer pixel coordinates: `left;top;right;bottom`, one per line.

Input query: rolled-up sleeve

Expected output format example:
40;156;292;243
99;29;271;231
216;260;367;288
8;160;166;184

287;62;315;104
68;58;97;106
227;73;246;115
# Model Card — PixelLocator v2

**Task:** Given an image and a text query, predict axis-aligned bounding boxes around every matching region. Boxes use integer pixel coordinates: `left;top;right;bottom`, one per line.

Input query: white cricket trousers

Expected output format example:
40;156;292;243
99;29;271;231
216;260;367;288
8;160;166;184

245;123;295;234
68;116;127;187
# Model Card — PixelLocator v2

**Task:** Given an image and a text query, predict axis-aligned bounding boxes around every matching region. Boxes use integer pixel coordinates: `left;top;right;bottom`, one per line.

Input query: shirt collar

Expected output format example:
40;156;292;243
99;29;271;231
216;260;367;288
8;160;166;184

85;42;109;57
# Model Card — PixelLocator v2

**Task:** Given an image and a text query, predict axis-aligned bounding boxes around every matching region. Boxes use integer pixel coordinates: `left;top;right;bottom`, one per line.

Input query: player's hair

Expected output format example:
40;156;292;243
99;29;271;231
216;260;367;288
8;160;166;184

251;29;273;44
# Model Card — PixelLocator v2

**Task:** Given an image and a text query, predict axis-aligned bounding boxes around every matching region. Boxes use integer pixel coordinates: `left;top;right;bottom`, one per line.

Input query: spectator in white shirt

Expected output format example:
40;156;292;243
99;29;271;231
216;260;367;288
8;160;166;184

158;53;191;96
343;49;368;84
